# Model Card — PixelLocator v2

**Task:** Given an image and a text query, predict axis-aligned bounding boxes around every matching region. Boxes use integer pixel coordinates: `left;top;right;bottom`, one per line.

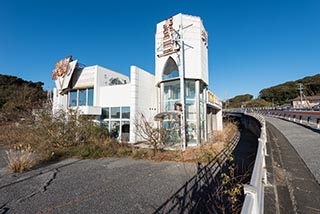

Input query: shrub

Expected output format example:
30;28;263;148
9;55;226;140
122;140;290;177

5;144;35;173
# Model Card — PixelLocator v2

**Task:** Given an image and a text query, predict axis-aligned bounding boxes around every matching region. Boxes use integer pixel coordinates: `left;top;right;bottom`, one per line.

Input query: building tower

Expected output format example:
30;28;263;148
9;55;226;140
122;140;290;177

155;14;209;147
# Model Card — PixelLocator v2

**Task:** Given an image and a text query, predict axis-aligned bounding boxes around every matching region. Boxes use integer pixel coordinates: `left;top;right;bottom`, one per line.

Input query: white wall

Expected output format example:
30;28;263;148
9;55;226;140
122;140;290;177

52;88;68;114
98;84;131;107
130;66;157;143
95;66;129;106
155;13;208;85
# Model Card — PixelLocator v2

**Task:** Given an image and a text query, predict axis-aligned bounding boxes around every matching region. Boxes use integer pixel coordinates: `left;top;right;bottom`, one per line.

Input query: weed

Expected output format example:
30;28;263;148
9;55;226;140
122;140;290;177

5;144;35;173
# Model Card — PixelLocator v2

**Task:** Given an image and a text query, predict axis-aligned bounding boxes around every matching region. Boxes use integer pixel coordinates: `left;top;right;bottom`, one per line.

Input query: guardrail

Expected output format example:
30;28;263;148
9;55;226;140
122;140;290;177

258;110;320;129
241;113;268;214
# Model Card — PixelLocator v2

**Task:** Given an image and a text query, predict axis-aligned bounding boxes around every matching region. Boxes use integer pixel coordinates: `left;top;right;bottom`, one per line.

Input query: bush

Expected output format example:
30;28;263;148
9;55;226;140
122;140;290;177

5;144;35;173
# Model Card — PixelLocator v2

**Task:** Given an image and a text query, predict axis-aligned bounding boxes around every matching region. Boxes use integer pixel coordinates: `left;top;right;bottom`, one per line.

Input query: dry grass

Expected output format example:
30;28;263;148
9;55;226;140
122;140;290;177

5;144;36;173
133;121;238;164
213;122;238;144
1;118;238;172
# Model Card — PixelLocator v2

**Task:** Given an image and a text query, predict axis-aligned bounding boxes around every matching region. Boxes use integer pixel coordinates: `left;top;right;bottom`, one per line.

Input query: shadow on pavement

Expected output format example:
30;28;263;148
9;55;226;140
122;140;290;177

154;127;257;214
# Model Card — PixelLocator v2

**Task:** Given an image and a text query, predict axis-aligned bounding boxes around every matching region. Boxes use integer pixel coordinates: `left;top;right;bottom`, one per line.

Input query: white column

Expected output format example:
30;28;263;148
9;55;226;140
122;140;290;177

204;87;208;142
195;80;200;145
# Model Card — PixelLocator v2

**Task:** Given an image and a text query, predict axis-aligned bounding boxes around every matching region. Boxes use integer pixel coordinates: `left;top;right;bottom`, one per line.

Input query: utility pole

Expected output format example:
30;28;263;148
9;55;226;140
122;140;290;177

179;23;186;151
299;83;303;107
175;19;192;151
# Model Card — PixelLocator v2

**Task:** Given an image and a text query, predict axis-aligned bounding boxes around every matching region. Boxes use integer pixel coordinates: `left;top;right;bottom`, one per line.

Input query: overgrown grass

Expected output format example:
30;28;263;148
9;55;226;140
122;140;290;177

5;144;35;173
0;109;238;173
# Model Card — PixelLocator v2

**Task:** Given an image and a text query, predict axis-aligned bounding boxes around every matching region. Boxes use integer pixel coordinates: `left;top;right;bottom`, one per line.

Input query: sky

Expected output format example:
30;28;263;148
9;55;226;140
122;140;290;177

1;0;320;100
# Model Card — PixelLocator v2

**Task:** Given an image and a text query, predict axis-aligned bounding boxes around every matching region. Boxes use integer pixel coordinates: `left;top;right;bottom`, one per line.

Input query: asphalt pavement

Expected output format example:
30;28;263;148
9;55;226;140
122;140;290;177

264;117;320;214
0;157;197;214
266;116;320;184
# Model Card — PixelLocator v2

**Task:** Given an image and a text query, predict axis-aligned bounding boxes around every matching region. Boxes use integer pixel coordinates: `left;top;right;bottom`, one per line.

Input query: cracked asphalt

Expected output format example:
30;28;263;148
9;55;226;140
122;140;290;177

0;156;197;214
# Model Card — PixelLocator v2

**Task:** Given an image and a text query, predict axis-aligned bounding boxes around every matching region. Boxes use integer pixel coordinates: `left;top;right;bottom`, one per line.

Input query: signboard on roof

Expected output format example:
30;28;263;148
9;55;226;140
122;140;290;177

52;56;78;94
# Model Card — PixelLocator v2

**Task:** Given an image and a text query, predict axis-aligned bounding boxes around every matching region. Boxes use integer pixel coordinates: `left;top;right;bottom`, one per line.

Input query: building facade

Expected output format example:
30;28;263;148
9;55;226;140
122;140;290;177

291;96;320;108
52;13;223;147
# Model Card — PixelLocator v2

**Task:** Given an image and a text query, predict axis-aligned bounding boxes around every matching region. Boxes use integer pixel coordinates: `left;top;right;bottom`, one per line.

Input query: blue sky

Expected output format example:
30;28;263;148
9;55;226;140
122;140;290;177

1;0;320;100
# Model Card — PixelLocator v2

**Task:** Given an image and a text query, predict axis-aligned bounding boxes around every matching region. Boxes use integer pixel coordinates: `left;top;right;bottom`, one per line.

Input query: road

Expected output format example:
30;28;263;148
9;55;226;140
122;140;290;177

0;157;197;214
266;116;320;183
264;117;320;214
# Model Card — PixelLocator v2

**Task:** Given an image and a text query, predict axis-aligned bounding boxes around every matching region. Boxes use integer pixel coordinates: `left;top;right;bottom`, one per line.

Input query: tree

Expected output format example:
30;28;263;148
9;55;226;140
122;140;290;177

0;74;47;122
133;113;173;155
258;74;320;105
225;94;253;108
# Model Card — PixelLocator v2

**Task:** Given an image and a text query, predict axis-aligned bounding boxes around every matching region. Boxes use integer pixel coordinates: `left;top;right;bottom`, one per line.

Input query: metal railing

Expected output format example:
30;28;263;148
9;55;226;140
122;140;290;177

241;113;268;214
259;110;320;129
154;131;241;213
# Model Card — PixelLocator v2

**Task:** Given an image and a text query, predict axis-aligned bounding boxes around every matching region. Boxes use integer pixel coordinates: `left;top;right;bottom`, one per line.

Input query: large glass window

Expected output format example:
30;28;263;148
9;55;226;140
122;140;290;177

69;88;94;107
100;106;130;141
69;91;77;107
88;88;93;106
79;89;86;106
122;107;130;119
110;121;120;138
121;121;130;141
101;108;109;120
111;107;120;119
186;100;196;120
186;81;195;99
163;80;180;112
186;121;196;144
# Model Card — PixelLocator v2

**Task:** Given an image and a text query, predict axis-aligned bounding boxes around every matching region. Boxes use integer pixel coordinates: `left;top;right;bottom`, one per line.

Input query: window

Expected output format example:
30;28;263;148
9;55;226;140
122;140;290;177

101;108;109;119
110;121;120;138
163;70;179;80
163;80;180;111
88;88;93;106
122;107;130;119
79;89;86;106
164;81;180;100
111;107;120;119
186;81;195;99
69;88;94;107
69;91;77;107
162;57;179;81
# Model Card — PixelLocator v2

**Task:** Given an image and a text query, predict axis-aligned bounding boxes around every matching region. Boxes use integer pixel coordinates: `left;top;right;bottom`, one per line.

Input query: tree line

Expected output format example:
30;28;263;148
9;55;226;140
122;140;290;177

225;73;320;108
0;74;47;122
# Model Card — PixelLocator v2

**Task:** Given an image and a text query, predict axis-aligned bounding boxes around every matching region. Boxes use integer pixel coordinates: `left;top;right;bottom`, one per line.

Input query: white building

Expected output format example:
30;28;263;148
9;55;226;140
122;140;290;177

52;13;223;147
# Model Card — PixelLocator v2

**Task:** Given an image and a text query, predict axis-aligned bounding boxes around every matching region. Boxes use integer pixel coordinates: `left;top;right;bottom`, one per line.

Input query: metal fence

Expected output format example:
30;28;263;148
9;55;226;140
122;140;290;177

154;132;241;214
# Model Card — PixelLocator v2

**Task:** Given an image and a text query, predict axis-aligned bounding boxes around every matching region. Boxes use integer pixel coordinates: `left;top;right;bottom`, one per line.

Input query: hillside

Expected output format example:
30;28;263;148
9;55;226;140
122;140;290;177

0;74;47;122
225;73;320;108
259;74;320;105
